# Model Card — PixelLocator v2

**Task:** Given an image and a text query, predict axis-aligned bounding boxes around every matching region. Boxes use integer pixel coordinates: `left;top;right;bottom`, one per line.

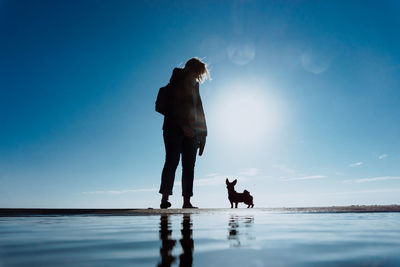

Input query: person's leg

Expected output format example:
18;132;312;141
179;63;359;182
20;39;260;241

181;136;198;208
159;130;184;208
161;193;169;202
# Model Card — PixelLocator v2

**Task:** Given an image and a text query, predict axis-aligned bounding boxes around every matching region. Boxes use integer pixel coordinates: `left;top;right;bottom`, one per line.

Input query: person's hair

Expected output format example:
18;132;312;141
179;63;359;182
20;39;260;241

184;57;211;83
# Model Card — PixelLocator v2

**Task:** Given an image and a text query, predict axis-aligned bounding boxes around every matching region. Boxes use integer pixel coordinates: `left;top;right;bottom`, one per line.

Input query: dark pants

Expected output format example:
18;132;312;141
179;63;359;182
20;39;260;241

159;130;198;197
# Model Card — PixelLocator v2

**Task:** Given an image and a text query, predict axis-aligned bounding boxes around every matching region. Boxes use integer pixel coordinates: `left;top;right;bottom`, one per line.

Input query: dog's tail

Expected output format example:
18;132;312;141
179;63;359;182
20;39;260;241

243;190;250;195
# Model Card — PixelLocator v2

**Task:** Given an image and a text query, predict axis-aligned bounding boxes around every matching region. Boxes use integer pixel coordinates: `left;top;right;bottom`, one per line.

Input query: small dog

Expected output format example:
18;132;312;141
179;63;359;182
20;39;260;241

226;178;254;208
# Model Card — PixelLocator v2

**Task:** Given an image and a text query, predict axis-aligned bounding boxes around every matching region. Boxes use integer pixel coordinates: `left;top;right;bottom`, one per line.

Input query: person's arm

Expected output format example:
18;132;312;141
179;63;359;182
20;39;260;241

196;84;207;136
195;83;207;156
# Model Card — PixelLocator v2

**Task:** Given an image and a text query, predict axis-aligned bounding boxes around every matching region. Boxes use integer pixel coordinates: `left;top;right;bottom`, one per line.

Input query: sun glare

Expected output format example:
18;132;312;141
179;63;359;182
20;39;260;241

213;86;281;147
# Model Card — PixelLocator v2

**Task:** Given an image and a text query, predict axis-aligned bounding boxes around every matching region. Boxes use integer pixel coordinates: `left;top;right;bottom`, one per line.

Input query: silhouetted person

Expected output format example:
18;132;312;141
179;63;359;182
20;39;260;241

159;58;210;209
158;215;176;267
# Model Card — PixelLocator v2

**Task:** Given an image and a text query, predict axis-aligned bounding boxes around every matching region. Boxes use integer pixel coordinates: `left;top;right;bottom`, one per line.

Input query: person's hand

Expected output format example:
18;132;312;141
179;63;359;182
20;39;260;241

182;126;195;138
198;136;206;156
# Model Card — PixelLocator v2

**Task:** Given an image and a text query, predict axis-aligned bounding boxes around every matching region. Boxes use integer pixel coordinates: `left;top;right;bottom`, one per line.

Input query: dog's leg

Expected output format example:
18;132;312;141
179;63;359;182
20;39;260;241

247;204;250;208
235;202;238;208
230;201;233;209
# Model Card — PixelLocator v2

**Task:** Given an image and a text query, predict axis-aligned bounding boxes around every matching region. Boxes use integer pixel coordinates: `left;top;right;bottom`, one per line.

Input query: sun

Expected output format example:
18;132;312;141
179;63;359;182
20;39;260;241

214;88;281;147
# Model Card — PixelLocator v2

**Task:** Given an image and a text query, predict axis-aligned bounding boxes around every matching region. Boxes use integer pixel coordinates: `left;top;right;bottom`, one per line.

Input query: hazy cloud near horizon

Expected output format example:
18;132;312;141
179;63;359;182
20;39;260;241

343;176;400;184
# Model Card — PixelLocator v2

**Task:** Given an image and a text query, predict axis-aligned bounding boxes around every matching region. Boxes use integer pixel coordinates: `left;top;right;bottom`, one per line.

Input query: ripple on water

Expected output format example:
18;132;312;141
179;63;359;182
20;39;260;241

1;212;400;266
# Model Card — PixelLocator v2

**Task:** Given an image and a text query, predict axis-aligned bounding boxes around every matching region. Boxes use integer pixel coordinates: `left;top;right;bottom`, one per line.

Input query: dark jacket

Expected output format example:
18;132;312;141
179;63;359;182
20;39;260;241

163;68;207;137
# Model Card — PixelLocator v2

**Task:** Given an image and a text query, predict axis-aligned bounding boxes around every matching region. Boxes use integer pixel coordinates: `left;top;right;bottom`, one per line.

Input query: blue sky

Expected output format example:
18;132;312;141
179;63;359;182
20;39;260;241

1;0;399;208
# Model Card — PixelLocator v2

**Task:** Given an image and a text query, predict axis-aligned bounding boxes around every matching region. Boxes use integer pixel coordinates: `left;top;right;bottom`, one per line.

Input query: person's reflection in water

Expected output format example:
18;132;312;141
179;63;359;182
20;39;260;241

228;215;254;247
158;214;193;267
158;215;176;267
179;214;193;267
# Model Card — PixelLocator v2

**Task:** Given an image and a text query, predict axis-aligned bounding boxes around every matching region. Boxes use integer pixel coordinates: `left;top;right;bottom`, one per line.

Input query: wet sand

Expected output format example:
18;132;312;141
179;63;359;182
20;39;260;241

1;205;400;216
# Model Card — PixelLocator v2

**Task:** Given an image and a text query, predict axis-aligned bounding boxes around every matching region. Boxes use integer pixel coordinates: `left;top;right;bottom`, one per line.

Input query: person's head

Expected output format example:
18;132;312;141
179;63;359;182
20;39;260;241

184;57;210;83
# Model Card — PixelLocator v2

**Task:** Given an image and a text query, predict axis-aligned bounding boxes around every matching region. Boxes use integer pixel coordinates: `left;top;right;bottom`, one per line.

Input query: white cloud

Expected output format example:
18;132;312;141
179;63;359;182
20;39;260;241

274;164;297;174
335;188;400;195
269;188;400;198
378;154;388;160
349;162;363;167
343;176;400;183
238;168;259;176
280;175;326;181
273;165;326;182
195;177;226;186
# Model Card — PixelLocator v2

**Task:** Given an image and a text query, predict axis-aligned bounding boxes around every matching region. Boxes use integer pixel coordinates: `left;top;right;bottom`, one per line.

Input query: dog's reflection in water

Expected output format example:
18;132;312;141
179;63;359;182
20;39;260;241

228;215;255;247
158;214;193;267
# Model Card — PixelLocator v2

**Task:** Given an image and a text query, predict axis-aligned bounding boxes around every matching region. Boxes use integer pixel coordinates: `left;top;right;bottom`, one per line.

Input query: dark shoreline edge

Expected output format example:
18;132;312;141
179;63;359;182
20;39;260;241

1;205;400;216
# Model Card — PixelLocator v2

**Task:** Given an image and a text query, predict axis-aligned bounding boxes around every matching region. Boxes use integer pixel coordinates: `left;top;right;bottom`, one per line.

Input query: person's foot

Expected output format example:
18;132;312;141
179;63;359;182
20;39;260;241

182;203;198;209
160;200;171;209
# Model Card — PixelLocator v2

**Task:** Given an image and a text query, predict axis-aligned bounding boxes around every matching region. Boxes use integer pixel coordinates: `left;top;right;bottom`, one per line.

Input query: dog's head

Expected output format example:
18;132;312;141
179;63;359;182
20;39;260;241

226;178;237;193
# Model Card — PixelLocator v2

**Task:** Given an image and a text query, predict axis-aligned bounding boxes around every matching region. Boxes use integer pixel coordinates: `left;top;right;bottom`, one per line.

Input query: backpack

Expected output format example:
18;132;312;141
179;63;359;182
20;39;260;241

155;83;170;115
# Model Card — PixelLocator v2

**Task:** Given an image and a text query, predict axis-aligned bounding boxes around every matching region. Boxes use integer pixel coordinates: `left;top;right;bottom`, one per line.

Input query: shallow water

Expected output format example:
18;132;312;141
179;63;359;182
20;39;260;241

1;211;400;266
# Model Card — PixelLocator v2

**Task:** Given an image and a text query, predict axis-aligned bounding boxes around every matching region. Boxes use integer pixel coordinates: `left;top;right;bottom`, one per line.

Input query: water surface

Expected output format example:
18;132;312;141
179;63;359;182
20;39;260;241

1;210;400;266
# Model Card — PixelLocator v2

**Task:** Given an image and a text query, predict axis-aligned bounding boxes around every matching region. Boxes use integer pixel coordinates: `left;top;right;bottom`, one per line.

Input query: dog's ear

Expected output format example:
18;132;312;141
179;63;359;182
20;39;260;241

233;179;237;185
225;178;229;185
